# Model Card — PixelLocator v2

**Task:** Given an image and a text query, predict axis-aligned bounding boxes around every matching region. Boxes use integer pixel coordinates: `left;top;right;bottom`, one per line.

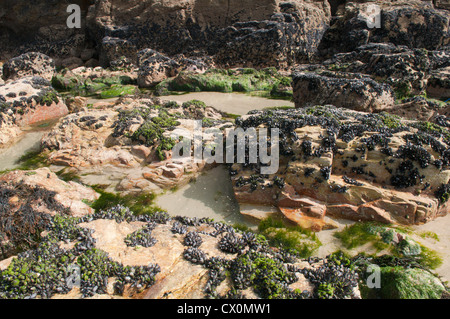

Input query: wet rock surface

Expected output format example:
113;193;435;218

0;76;69;147
231;106;450;230
2;52;56;82
293;71;395;112
319;1;450;57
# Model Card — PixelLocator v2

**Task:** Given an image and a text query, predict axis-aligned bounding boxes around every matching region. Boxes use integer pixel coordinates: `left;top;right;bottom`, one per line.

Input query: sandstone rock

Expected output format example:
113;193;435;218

65;96;88;113
299;43;449;118
0;168;99;218
0;167;99;259
0;1;88;60
2;52;55;81
427;66;450;99
80;49;97;62
41;97;230;192
215;1;331;67
0;76;69;147
231;106;450;229
324;43;442;95
435;0;450;10
59;57;84;70
100;37;138;67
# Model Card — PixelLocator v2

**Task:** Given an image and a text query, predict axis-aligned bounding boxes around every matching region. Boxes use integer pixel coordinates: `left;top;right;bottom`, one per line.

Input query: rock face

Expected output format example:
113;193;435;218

0;76;69;147
1;0;331;68
2;0;449;69
0;204;361;299
0;0;90;60
231;106;450;230
2;52;56;82
214;1;331;68
319;1;450;57
435;0;450;10
293;43;450;119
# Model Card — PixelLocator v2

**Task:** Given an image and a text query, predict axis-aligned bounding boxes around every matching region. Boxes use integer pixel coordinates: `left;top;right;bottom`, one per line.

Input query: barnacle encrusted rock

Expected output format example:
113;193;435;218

319;0;450;57
137;49;180;88
293;43;450;120
2;52;56;82
231;106;450;230
0;76;68;147
293;72;395;112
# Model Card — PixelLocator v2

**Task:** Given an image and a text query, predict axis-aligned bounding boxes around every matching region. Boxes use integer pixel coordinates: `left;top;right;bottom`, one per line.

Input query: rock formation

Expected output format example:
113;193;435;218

231;106;450;230
41;96;228;193
0;76;68;147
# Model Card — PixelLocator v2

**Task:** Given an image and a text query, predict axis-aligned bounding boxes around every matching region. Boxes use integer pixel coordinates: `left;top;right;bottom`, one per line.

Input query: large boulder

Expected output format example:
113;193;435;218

293;72;395;112
0;0;88;60
41;97;227;193
215;1;331;67
231;106;450;230
2;52;56;81
0;76;69;147
294;43;450;117
86;0;331;68
0;168;99;259
137;49;180;88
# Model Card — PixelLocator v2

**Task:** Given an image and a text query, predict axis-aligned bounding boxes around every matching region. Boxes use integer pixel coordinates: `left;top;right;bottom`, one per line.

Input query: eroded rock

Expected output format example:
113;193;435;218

0;76;68;147
231;106;450;230
2;52;56;82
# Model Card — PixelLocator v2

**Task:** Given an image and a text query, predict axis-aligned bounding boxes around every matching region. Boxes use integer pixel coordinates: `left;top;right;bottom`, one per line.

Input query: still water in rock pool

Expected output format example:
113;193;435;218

0;130;47;172
155;166;258;227
159;91;294;115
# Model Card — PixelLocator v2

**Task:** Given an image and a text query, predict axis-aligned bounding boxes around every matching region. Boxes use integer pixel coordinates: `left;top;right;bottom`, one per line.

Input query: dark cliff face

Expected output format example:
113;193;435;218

0;0;331;67
0;0;94;60
0;0;448;68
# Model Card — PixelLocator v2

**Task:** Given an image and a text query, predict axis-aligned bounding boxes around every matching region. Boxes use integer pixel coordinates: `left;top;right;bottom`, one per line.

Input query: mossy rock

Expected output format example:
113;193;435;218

260;226;321;258
154;68;289;96
376;267;445;299
398;238;422;256
99;85;137;99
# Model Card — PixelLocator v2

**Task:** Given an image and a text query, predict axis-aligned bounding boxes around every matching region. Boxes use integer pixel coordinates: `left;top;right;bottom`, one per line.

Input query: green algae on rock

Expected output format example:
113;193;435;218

154;68;292;98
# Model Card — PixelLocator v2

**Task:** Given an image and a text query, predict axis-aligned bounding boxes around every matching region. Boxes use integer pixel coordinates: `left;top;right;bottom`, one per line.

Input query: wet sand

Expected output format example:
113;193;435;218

159;92;294;115
412;214;450;282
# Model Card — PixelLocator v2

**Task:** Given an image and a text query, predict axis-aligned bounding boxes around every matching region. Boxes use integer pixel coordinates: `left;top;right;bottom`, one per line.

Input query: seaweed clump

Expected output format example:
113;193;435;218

0;182;70;259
